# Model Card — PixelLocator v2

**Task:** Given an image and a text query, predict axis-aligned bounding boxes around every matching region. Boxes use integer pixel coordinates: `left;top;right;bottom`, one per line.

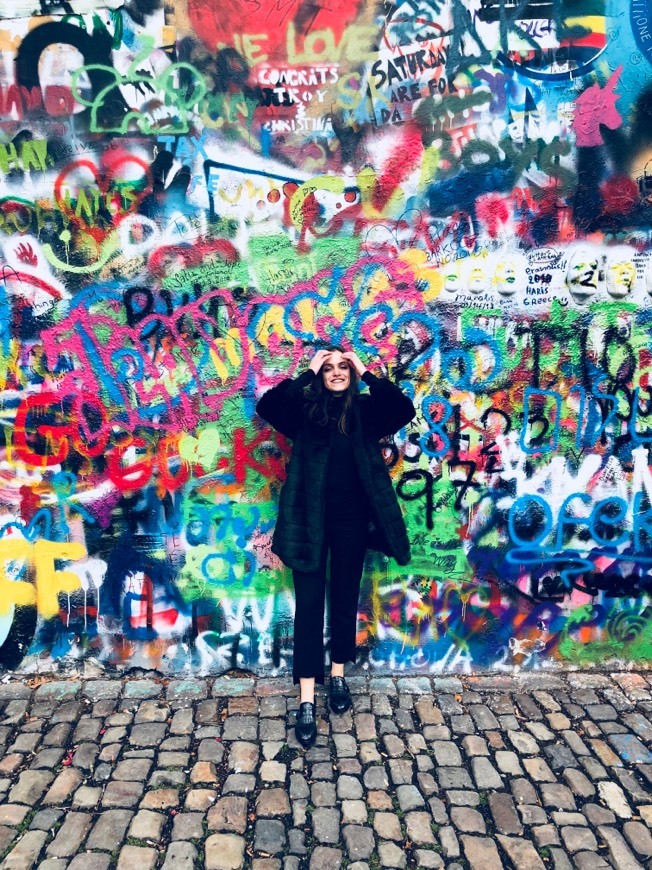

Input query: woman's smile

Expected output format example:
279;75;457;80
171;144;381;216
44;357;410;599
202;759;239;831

322;351;351;392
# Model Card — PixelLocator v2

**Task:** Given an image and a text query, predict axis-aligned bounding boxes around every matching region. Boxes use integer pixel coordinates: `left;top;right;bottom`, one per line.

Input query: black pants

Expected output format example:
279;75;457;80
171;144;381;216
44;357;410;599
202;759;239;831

292;511;368;685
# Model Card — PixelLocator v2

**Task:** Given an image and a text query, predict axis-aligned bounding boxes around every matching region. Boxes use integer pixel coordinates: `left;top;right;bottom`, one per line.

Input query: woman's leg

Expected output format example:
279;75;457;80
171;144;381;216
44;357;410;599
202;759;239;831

328;515;368;673
299;677;315;704
292;560;327;698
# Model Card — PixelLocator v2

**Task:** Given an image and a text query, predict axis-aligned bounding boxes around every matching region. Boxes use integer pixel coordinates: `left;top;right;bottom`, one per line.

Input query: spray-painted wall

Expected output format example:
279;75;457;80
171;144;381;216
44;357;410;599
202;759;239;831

0;0;650;675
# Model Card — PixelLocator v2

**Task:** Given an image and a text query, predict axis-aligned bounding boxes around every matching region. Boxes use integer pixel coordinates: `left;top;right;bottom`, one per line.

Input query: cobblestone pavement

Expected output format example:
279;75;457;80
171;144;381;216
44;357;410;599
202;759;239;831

0;672;649;869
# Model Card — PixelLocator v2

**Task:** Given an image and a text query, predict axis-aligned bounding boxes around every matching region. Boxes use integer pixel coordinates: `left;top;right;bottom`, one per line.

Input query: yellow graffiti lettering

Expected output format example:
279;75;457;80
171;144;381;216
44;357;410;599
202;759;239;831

34;540;86;618
287;23;377;65
242;33;268;64
0;539;86;618
0;539;35;615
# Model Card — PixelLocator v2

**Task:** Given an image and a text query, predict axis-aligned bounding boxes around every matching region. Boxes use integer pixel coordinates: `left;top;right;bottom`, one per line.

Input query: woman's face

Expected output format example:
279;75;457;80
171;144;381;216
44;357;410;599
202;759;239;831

321;351;351;394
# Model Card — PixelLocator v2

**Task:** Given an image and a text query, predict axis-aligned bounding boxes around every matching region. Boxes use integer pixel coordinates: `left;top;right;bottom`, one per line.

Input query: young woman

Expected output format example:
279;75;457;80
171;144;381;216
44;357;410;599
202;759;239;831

256;347;415;747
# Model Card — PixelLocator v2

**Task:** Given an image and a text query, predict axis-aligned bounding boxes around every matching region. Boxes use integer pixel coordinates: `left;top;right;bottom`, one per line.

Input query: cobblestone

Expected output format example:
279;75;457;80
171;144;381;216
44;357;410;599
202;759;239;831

0;672;646;867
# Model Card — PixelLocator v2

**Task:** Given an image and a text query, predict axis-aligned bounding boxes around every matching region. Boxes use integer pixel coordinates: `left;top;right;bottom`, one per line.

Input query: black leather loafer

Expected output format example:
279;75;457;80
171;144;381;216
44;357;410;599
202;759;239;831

329;676;351;714
295;701;317;748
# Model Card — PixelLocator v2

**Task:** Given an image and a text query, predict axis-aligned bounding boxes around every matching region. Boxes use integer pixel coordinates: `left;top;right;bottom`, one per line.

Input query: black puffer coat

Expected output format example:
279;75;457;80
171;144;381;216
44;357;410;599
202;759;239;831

256;369;416;573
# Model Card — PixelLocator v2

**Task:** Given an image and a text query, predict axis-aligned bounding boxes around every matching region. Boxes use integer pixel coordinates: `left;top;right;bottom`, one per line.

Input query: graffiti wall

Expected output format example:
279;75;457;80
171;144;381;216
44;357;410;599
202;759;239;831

0;0;650;676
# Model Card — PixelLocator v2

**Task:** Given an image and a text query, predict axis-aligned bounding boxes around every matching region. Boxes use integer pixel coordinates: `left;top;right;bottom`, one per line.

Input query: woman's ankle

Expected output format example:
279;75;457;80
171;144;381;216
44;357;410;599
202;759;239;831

299;676;315;705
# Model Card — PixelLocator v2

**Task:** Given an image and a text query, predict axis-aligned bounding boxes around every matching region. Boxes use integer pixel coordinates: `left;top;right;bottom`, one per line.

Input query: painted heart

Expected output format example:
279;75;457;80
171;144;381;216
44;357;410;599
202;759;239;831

54;152;152;239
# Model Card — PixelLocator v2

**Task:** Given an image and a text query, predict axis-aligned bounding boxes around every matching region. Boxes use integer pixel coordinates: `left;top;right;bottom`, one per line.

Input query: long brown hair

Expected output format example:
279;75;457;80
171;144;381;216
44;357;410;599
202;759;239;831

304;345;360;434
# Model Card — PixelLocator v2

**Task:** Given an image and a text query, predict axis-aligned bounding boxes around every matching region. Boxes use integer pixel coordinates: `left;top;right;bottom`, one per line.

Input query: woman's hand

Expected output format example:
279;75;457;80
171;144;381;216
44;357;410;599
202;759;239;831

342;351;367;377
308;349;332;374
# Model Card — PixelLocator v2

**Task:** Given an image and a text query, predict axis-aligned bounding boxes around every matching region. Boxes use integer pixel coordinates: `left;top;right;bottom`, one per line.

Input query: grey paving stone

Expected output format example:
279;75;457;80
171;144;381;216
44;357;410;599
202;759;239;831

312;807;340;844
86;809;134;850
562;768;595;797
623;820;652;857
540;783;577;810
519;804;548;825
337;775;362;800
613;768;651;803
496;835;546;869
341;800;367;825
573;853;610;869
342;825;374;860
46;812;93;858
256;788;291;817
488;793;522;835
129;809;165;840
161;841;199;869
598;825;645;869
116;845;158;870
533;824;560;847
29;808;64;831
548;847;574;869
544;743;579;770
561;825;598;853
387;759;413;785
170;709;194;734
511;778;538;805
0;684;31;701
308;846;342;869
332;734;356;757
113;758;152;781
9;770;54;804
222;716;258;741
312;782;336;806
73;743;99;772
253;819;287;855
469;705;500;730
507;730;539;755
374;812;402;840
582;802;616;826
207;796;248;833
437;767;473;790
123;680;162;699
311;763;334;781
171;812;205;840
432;741;462;766
450;715;474;735
471;756;503;789
102;780;144;807
288;828;308;855
413;850;443;868
35;682;81;702
396;784;425;811
451;807;486;834
405;811;436;845
461;835;503;869
397;677;432;694
377;841;407;868
128;723;166;747
167;679;208;703
3;830;48;867
222;774;257;794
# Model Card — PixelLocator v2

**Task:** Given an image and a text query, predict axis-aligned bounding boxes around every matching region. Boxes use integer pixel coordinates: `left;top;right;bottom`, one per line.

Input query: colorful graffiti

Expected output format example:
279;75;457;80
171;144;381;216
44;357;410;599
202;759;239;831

0;0;650;675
